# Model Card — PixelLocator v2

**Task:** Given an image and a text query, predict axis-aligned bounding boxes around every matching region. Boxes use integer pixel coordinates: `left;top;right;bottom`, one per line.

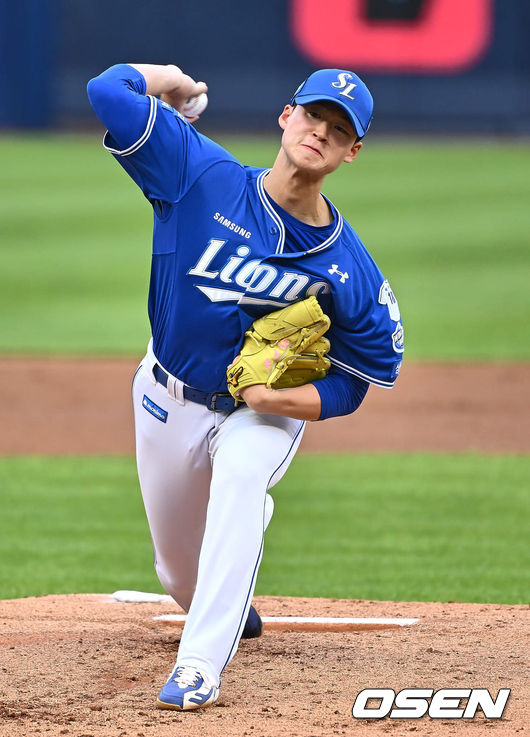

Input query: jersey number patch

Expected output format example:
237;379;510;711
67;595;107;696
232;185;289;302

379;280;404;354
378;280;401;322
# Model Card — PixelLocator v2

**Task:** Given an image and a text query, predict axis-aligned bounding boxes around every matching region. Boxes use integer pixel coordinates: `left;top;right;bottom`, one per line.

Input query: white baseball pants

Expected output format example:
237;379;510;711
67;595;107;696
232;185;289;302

132;342;305;687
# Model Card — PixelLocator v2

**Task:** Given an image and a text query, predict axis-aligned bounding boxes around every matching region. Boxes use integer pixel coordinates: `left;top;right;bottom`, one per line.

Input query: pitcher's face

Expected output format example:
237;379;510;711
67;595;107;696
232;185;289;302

278;102;362;177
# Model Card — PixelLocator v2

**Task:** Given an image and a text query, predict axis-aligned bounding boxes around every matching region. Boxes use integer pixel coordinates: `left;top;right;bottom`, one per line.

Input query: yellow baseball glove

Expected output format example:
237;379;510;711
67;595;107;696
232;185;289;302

226;296;331;400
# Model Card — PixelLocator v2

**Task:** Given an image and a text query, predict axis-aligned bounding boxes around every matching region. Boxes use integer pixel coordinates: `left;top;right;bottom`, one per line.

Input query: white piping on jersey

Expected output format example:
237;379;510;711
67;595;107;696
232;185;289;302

103;94;158;157
329;355;395;389
256;169;344;256
307;209;344;254
256;170;285;254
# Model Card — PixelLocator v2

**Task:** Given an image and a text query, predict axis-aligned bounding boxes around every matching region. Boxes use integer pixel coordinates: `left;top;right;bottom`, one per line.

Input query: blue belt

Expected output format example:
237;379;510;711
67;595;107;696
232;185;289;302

153;363;238;413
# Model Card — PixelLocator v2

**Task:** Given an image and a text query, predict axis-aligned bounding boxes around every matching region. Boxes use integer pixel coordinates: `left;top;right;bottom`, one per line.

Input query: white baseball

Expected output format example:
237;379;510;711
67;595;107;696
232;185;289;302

181;92;208;119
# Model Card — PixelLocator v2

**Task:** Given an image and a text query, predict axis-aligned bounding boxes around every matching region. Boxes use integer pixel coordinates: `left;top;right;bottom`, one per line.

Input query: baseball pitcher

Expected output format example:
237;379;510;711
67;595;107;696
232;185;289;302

87;63;404;711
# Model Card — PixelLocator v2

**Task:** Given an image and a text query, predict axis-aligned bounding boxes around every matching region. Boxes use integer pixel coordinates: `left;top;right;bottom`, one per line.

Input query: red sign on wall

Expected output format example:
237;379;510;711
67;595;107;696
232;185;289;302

290;0;492;73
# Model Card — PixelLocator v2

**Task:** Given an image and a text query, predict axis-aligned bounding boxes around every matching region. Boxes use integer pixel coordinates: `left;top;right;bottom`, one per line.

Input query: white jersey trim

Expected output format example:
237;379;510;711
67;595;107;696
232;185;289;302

256;170;343;255
256;170;285;254
329;355;395;389
305;209;344;255
103;94;158;157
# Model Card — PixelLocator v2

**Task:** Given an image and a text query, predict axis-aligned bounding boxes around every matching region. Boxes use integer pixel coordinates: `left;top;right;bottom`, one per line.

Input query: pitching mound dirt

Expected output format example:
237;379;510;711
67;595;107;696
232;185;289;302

0;594;528;737
1;360;528;735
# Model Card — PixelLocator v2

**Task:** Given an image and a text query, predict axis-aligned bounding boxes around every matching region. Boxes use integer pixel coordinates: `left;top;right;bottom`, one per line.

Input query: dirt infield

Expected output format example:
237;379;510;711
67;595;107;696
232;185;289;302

0;594;528;737
0;357;529;454
1;358;528;736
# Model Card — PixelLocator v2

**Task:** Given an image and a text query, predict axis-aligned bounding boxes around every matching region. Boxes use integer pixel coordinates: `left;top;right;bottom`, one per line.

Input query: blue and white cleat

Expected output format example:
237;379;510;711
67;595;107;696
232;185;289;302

157;665;219;711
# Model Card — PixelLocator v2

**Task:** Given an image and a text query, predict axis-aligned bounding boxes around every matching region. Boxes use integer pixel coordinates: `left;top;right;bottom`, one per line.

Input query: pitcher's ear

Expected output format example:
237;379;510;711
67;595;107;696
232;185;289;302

344;140;363;164
279;105;294;130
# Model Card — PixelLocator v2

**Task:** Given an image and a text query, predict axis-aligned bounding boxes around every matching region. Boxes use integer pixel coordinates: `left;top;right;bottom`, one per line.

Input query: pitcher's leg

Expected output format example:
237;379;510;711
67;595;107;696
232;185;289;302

264;493;274;529
175;407;305;684
132;363;214;611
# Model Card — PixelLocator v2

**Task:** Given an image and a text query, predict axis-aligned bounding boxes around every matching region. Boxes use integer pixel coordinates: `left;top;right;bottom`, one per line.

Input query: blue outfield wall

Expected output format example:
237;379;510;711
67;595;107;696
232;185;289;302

0;0;529;134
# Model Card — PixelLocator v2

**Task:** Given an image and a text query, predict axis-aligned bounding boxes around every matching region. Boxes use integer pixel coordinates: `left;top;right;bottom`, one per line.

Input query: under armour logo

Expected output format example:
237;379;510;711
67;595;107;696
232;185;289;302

328;264;349;283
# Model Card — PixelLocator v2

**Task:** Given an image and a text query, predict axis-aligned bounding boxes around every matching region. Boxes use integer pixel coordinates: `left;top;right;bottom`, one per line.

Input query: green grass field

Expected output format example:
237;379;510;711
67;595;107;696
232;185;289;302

1;135;529;358
1;135;528;608
0;454;528;604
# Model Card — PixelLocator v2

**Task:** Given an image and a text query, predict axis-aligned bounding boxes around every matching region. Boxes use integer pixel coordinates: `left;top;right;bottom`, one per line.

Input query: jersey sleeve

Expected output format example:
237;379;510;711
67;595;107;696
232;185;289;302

313;369;369;420
327;251;404;389
87;64;234;204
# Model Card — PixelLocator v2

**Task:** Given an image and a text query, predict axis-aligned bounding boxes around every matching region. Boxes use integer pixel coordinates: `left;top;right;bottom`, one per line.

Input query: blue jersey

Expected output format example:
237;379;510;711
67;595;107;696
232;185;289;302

87;65;403;412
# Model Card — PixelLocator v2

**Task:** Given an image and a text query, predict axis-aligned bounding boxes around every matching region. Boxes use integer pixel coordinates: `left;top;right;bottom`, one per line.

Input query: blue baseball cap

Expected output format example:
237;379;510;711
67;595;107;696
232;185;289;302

291;69;374;138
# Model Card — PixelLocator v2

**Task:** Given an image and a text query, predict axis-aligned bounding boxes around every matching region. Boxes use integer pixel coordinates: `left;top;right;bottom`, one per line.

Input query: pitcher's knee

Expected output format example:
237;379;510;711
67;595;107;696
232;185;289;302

155;563;195;612
214;462;268;497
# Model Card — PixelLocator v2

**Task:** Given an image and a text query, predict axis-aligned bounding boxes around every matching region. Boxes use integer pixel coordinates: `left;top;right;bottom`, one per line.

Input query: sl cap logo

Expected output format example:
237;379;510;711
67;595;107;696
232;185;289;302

331;72;357;100
328;264;350;283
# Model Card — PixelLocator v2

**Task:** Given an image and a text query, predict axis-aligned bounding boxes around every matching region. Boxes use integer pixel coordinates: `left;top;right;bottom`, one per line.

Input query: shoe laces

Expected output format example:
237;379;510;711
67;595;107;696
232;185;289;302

172;666;201;688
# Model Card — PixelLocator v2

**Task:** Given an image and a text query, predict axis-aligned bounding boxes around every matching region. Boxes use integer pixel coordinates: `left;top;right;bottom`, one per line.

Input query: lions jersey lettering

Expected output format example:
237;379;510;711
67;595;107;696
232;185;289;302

103;92;403;392
188;239;329;304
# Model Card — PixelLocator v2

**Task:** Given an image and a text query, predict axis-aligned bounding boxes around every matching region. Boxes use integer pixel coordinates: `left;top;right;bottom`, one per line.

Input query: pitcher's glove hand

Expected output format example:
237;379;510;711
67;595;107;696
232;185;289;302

226;296;331;401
